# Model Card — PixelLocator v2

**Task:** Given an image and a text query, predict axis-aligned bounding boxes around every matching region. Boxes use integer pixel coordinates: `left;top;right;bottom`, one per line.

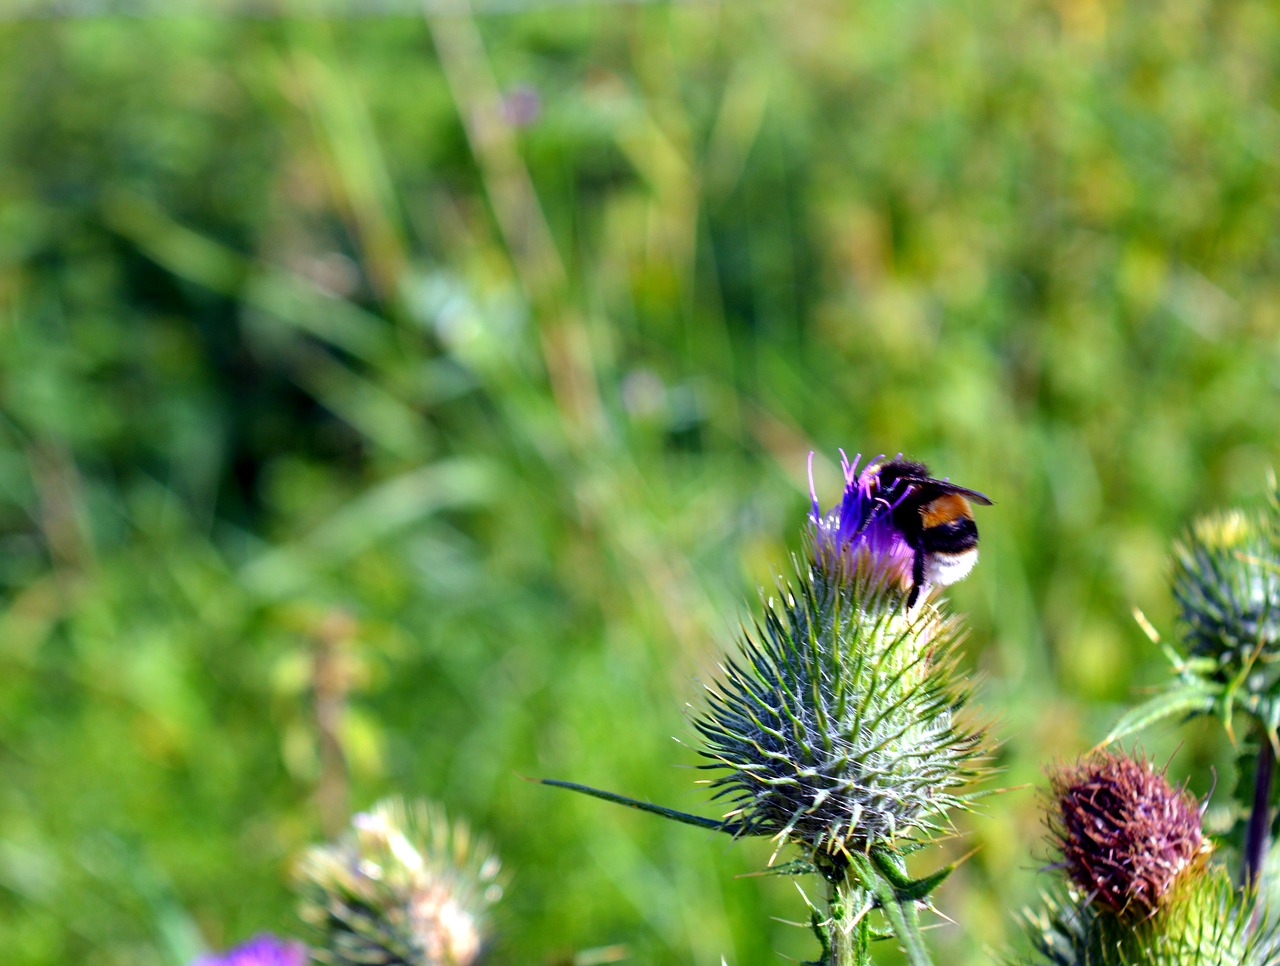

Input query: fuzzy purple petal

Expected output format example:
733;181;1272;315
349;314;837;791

809;451;914;584
192;935;308;966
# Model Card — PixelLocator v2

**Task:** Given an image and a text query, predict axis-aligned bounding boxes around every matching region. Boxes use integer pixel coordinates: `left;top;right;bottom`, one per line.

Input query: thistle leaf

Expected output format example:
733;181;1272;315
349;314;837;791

536;779;733;834
869;846;962;903
1098;681;1220;748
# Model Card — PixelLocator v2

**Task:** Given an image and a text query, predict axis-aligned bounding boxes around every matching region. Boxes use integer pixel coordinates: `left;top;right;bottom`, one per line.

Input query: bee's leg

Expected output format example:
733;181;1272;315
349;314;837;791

906;547;926;608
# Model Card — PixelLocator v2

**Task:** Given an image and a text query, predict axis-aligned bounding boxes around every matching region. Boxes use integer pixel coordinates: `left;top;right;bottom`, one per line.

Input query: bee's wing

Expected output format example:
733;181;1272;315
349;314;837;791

955;487;994;506
900;476;994;506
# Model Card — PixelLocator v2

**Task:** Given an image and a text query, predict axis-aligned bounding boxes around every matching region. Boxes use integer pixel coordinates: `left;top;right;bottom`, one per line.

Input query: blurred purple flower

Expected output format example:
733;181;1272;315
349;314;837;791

501;84;542;129
192;935;307;966
808;450;914;587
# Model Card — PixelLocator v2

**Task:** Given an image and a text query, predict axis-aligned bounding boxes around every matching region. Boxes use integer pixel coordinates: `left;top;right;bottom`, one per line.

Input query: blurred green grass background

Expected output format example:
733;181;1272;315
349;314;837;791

2;1;1280;963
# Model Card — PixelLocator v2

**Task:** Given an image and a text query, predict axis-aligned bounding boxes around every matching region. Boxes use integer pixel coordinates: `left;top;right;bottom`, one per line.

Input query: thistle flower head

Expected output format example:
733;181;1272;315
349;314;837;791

192;936;307;966
695;548;989;863
1047;751;1209;920
296;798;502;966
808;451;915;593
1172;500;1280;690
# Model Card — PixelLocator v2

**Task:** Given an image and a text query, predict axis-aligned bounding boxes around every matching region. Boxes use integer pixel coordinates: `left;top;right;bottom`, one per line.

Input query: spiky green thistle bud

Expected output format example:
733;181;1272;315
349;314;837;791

1023;869;1278;965
295;798;502;966
1172;497;1280;690
694;453;990;868
1021;750;1280;965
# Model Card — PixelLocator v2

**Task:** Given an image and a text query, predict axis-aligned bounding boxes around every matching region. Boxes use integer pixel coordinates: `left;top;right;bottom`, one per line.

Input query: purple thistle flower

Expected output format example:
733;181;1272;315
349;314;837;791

192;935;307;966
808;450;915;590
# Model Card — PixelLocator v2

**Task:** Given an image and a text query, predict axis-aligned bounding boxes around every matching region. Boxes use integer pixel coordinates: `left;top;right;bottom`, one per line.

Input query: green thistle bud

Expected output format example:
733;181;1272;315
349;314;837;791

1047;752;1208;919
295;798;503;966
694;453;990;867
1172;498;1280;690
1024;868;1278;965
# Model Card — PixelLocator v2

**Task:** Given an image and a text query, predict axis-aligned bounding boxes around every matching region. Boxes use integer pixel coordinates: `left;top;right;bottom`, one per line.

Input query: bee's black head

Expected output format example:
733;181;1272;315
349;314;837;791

874;459;931;494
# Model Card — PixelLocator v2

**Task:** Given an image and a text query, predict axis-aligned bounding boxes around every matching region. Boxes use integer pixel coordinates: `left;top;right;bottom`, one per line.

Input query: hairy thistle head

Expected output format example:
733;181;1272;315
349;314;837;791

192;936;307;966
295;798;502;966
1172;491;1280;689
1047;751;1208;919
694;452;990;867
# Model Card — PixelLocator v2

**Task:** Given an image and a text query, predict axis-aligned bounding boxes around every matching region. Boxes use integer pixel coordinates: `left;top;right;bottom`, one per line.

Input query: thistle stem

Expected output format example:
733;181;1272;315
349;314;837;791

827;875;872;966
1244;728;1276;893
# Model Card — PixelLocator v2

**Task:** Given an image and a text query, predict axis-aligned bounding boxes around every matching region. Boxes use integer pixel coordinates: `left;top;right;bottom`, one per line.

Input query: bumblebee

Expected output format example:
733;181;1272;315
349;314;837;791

870;458;993;607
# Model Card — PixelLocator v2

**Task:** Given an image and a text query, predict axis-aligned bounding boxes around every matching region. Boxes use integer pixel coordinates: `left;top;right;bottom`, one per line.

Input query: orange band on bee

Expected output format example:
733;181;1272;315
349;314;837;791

919;493;971;529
